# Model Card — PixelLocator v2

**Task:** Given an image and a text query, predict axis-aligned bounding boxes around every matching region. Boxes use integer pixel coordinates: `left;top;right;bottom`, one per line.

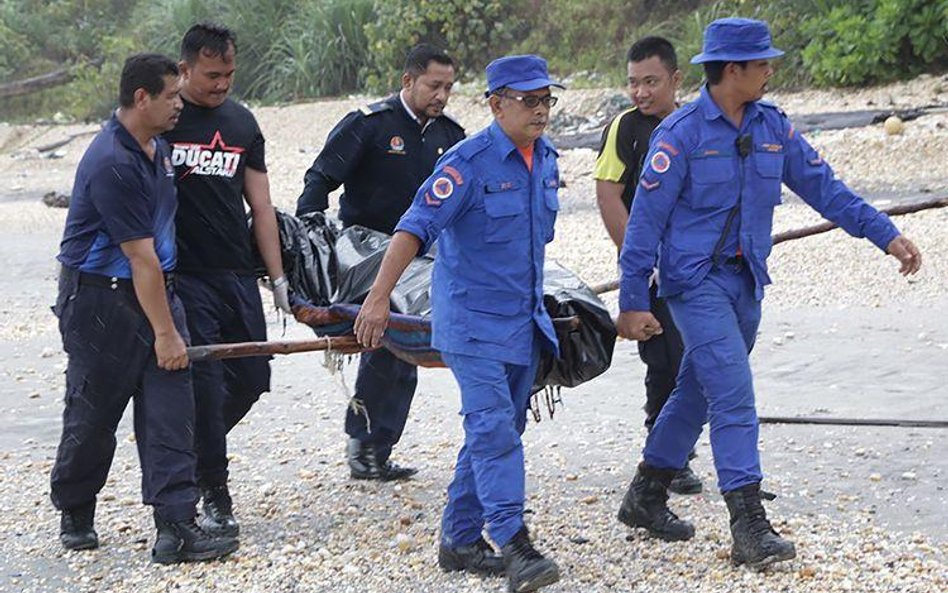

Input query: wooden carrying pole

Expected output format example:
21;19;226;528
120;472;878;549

591;196;948;295
187;335;363;362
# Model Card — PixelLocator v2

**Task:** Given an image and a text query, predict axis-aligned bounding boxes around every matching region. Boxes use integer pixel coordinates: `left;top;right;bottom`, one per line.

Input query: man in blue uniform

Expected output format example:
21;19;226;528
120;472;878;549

165;23;290;539
297;44;465;481
616;18;922;569
354;54;563;593
52;53;236;563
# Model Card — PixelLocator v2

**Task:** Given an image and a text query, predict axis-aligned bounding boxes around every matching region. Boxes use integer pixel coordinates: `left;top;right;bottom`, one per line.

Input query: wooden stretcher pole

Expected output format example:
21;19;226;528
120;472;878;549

187;335;364;362
187;316;582;363
591;196;948;295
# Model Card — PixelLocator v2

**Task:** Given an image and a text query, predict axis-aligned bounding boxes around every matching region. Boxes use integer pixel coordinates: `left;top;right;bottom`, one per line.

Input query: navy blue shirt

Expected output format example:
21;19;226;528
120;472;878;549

396;121;560;365
58;115;178;278
296;94;465;234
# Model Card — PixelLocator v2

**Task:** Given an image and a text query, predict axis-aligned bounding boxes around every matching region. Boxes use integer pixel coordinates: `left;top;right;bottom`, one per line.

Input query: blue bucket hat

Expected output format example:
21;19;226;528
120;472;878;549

484;54;565;98
690;17;785;64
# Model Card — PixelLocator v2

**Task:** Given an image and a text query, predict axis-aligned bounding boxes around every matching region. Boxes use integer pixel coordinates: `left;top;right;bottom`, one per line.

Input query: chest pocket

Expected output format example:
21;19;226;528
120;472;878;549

483;182;526;243
753;149;785;205
688;154;735;209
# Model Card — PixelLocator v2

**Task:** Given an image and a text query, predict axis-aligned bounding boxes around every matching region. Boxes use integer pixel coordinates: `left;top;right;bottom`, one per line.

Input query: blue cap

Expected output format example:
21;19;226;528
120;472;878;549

484;54;564;98
690;18;785;64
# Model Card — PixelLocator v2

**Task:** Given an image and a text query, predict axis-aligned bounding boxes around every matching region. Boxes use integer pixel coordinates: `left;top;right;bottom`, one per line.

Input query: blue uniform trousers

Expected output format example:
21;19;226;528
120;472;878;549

440;346;540;549
346;349;417;462
50;269;198;521
643;264;762;493
175;272;270;488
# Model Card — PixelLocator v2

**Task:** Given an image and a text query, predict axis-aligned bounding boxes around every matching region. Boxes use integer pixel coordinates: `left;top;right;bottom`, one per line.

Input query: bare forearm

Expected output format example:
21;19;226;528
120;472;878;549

252;204;284;280
245;168;285;280
596;180;629;249
127;252;176;337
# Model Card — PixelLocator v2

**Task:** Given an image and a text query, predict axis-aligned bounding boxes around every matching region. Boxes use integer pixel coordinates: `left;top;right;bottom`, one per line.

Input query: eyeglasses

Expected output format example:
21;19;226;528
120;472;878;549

498;93;559;108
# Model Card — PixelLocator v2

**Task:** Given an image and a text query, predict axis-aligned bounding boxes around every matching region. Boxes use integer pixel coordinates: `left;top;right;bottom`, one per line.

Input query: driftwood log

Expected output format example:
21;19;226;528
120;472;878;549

34;130;98;153
0;58;103;100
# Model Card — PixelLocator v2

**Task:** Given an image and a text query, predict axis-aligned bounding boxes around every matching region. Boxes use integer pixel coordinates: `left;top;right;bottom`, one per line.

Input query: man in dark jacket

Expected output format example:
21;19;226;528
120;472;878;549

297;44;465;480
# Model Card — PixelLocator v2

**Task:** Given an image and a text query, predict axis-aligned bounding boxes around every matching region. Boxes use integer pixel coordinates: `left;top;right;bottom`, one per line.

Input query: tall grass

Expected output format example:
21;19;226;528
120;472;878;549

248;0;373;101
125;0;373;103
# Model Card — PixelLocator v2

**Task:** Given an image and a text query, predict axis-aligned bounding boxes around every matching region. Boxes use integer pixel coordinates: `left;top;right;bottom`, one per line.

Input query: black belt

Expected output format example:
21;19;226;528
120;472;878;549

723;255;743;266
78;271;175;292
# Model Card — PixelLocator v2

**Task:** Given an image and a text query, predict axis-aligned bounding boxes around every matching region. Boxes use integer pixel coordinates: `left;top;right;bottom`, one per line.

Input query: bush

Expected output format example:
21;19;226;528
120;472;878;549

514;0;702;86
801;0;948;86
0;0;137;121
362;0;529;92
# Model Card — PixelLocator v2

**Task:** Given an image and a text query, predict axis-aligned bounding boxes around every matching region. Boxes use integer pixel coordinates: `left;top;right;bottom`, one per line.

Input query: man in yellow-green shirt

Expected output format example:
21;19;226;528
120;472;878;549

593;37;702;497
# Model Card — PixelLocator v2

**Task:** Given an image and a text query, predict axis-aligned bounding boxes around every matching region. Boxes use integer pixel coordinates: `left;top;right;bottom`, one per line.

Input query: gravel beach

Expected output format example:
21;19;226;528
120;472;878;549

0;75;945;593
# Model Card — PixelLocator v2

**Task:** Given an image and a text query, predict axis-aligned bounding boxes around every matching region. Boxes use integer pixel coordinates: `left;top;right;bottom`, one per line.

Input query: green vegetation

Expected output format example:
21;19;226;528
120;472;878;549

801;0;948;86
1;0;945;122
363;0;530;90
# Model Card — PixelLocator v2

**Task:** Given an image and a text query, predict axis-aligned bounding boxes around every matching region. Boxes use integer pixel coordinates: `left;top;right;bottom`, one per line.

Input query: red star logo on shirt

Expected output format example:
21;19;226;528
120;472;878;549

173;131;246;180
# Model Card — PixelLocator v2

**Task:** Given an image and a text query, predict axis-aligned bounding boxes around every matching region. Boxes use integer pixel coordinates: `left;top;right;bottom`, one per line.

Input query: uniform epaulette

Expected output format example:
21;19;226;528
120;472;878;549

756;99;787;117
456;133;491;160
440;111;465;133
359;100;393;117
661;102;699;130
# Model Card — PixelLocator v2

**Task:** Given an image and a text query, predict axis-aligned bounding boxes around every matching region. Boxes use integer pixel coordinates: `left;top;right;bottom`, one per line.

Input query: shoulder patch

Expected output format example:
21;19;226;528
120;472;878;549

649;151;672;174
359;100;393;117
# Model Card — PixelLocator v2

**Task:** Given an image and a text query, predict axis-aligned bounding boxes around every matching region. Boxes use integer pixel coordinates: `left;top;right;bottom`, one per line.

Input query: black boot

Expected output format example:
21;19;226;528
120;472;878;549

60;501;98;551
438;537;505;577
723;483;796;569
347;438;417;481
617;463;695;541
200;484;239;537
500;527;559;593
152;512;239;564
669;462;703;495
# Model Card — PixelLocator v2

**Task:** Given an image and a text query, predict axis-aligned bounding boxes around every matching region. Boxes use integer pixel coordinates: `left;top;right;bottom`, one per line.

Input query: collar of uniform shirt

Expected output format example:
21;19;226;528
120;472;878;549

698;84;762;124
399;89;434;133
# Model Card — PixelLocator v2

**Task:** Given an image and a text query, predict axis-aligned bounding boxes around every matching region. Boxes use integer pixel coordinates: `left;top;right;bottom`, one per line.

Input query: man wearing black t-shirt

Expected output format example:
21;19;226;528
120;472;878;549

594;38;704;497
164;23;289;539
297;44;465;481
